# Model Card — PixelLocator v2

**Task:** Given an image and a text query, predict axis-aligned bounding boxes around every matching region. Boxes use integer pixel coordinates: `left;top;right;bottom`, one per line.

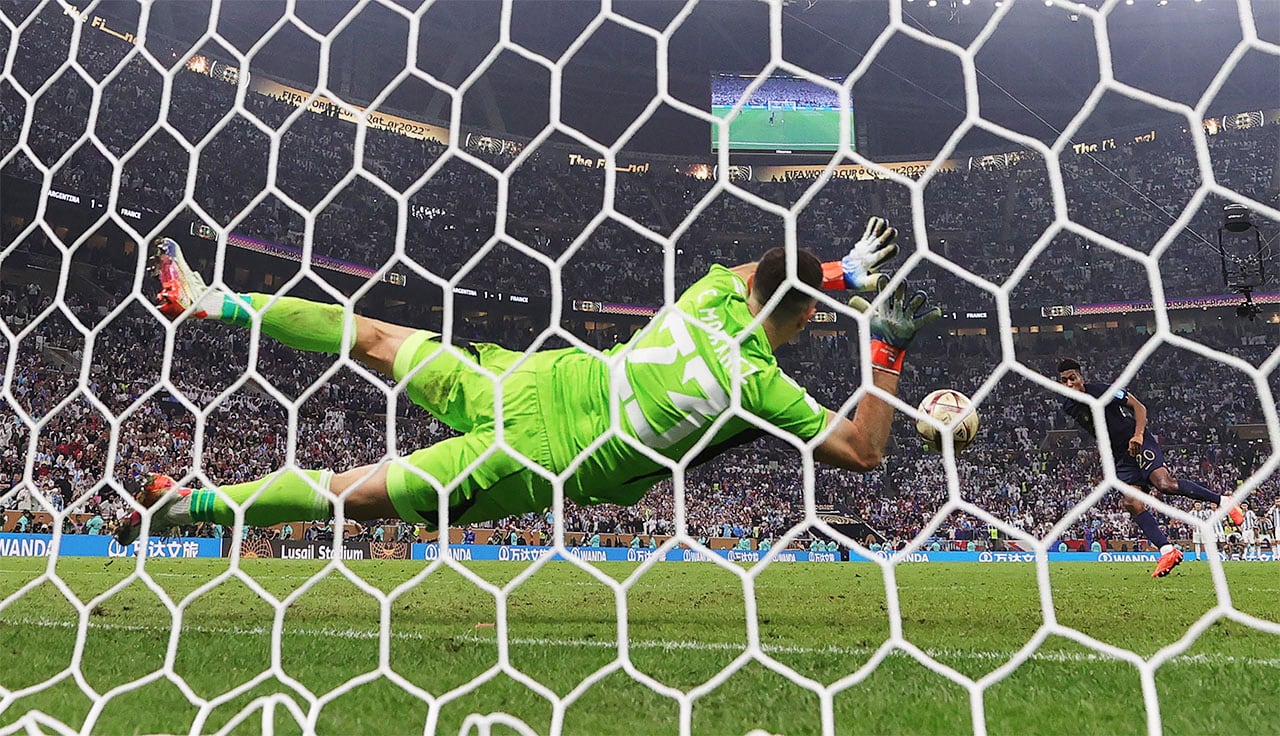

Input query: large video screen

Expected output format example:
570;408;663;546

710;72;853;154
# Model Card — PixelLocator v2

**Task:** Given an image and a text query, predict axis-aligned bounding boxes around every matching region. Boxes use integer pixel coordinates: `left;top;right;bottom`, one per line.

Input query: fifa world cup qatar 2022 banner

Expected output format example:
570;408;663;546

751;159;958;182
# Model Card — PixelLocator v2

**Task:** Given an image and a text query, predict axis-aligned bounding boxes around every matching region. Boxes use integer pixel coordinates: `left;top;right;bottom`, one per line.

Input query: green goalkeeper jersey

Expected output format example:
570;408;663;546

536;265;831;507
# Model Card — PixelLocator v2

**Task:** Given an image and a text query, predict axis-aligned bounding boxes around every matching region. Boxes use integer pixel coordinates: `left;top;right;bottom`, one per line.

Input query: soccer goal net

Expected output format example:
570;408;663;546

2;0;1280;734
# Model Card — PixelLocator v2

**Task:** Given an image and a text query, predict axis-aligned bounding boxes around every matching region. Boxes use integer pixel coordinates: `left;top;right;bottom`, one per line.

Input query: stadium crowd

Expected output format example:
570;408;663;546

710;75;843;109
4;9;1280;554
4;246;1279;553
7;11;1280;316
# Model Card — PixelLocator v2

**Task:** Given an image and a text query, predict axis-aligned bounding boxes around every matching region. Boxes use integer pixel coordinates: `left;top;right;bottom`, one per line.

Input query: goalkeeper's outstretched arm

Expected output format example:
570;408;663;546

814;370;898;471
816;283;942;473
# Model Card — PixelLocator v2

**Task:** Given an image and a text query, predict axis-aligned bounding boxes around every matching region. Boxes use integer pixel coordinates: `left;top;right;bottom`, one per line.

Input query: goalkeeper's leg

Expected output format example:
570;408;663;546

114;434;551;544
149;234;514;432
150;236;413;377
124;237;552;542
151;236;519;435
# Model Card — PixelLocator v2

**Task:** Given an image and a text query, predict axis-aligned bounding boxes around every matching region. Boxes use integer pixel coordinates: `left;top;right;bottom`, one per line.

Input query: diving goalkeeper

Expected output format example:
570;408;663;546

115;218;941;544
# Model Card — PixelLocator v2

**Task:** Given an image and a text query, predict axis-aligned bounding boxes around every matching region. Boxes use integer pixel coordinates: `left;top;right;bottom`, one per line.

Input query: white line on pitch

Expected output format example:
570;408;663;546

0;617;427;642
3;617;1278;669
456;633;1280;669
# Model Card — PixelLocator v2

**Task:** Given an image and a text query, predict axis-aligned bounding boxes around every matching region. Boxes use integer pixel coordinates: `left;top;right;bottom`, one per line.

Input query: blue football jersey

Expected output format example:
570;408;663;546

1061;382;1138;453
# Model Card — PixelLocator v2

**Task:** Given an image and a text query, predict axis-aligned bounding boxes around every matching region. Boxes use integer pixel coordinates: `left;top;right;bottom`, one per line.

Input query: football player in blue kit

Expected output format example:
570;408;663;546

1057;358;1243;577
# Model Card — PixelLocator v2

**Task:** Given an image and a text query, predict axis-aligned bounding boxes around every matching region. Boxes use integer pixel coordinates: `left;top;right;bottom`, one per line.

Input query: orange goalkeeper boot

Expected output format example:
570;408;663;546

149;237;210;319
114;474;193;546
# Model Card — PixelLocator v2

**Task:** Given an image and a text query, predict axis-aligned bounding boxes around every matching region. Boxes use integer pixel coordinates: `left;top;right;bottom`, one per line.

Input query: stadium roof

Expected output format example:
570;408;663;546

112;0;1280;158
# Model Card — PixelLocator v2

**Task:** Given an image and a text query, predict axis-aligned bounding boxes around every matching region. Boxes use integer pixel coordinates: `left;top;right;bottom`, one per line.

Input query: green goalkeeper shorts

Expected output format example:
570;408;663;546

384;330;556;526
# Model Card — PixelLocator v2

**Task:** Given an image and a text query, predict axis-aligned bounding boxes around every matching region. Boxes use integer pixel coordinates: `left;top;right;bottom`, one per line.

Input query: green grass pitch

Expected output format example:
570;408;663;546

0;558;1277;735
711;107;852;152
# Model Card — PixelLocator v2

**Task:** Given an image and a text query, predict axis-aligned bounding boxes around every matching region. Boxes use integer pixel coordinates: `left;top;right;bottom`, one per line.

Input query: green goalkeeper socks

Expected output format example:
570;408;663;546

216;293;355;355
188;468;334;527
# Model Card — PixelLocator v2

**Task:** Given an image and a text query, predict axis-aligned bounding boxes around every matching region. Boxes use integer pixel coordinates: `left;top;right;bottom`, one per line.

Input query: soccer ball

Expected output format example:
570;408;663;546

916;389;980;452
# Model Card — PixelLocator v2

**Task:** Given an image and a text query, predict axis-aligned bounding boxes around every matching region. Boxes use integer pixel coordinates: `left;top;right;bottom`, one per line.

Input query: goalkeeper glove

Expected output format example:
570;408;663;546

822;216;900;292
848;284;943;375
